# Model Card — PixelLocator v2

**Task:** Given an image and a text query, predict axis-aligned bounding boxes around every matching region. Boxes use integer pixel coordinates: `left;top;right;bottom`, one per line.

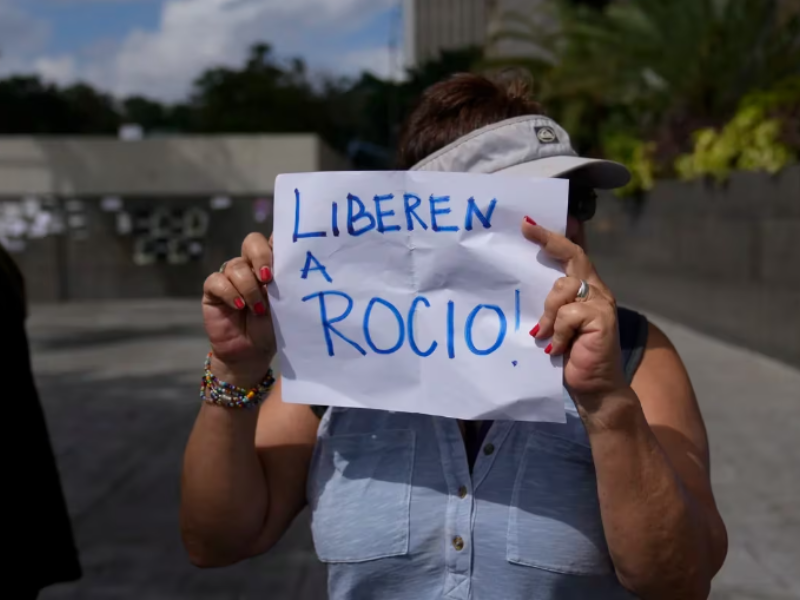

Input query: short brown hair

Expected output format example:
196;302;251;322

396;73;544;169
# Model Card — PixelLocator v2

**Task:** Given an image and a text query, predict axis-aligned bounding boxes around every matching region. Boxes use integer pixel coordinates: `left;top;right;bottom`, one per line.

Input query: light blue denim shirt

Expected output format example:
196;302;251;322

307;308;646;600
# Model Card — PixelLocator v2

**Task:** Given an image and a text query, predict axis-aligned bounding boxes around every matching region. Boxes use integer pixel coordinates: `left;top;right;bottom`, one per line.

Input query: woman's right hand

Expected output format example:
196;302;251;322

202;232;276;387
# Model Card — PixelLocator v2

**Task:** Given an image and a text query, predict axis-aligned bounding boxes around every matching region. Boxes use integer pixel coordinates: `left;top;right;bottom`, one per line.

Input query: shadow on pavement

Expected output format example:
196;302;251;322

36;368;327;600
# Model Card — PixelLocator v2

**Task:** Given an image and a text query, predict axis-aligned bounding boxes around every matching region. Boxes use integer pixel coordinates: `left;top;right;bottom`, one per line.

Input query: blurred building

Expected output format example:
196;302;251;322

404;0;611;67
404;0;495;67
485;0;554;61
0;135;348;302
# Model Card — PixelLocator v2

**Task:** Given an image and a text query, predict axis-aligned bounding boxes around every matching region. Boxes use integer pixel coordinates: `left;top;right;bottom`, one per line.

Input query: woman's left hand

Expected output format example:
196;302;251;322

522;218;628;404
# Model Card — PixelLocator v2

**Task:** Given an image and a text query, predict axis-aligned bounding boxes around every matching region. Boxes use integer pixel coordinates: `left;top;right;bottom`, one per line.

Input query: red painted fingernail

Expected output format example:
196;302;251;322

529;324;540;337
544;343;553;355
524;216;537;226
254;302;266;316
234;298;245;310
260;267;272;282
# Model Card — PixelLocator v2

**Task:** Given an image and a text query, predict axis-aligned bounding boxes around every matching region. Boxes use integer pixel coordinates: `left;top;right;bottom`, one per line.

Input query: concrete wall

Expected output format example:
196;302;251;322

317;139;353;173
4;196;271;303
0;134;349;303
0;135;328;196
586;166;800;366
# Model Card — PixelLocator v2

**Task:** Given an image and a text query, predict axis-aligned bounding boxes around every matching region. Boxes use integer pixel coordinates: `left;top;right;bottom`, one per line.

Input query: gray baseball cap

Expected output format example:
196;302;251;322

410;114;631;190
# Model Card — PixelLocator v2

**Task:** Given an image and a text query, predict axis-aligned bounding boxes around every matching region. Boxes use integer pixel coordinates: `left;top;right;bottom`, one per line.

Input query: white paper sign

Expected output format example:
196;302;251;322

270;171;568;422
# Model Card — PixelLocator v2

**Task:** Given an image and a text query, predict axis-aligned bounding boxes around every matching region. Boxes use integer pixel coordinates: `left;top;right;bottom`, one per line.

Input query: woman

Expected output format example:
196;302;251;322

181;74;727;599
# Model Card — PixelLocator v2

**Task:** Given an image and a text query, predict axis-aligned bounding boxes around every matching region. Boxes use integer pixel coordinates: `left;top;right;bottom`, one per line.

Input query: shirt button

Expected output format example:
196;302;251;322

458;485;468;499
452;536;465;551
483;443;495;456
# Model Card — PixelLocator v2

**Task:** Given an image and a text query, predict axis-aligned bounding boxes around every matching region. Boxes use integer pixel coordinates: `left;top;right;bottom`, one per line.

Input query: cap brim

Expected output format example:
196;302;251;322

494;155;631;190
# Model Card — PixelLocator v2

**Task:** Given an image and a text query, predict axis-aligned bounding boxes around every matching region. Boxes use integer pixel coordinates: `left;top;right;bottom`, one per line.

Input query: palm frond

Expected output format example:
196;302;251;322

483;0;799;164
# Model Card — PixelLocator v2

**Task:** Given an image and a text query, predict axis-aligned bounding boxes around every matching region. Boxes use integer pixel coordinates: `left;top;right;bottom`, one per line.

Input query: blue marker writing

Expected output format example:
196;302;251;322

407;296;438;357
464;197;497;231
300;251;332;283
302;291;366;357
464;304;507;356
293;188;326;243
363;297;405;354
403;193;428;231
447;300;456;359
374;194;401;234
429;195;460;232
347;193;376;236
332;201;339;237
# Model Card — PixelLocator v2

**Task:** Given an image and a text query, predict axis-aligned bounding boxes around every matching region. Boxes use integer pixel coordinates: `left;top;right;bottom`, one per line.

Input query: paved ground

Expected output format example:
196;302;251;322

646;314;800;600
31;301;326;600
29;300;799;600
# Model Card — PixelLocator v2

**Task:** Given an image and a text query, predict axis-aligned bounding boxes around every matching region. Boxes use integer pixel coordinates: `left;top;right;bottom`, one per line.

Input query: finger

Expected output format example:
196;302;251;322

533;276;582;339
225;258;268;316
522;217;608;294
203;272;246;311
242;232;274;284
549;303;597;356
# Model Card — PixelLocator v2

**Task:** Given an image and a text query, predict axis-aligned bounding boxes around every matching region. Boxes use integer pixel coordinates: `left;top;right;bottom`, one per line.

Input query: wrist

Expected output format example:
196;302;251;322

209;354;273;390
573;386;645;435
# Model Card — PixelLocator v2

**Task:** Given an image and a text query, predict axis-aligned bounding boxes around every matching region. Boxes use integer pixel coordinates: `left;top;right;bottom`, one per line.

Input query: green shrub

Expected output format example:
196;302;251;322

675;78;799;183
601;132;656;197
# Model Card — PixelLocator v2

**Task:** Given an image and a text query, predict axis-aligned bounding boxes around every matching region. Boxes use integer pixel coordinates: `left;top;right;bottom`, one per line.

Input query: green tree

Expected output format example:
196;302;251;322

61;83;120;133
121;96;193;134
0;76;120;134
184;43;329;135
341;46;484;167
0;42;483;169
489;0;800;183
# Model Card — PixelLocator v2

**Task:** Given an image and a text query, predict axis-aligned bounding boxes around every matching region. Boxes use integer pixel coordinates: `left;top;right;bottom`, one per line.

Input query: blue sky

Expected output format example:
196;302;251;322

23;1;162;55
0;0;404;100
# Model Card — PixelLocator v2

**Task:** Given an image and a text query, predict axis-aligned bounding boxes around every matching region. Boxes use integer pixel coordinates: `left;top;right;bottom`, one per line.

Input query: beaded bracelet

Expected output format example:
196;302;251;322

200;352;275;409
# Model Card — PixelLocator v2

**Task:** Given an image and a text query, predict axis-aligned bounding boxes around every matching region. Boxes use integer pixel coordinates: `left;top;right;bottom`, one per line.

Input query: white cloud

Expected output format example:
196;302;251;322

338;46;405;81
46;1;159;3
32;56;78;84
0;0;49;60
16;0;400;99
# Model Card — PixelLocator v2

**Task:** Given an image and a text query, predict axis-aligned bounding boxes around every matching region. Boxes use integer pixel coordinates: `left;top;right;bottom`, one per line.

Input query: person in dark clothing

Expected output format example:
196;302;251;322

1;244;82;598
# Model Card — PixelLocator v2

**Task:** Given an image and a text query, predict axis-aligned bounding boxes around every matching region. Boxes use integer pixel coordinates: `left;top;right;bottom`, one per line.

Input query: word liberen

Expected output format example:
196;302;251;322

293;188;498;242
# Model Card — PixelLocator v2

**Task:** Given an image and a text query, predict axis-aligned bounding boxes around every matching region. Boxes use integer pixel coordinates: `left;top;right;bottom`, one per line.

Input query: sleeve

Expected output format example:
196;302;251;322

310;405;328;419
617;306;649;384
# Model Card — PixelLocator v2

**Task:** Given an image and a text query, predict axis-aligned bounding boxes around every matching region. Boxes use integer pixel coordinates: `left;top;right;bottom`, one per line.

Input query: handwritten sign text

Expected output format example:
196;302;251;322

269;171;569;422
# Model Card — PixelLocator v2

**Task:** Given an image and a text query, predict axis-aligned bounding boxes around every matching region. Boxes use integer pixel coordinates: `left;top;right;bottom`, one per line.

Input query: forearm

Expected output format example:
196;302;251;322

580;389;714;599
180;362;270;567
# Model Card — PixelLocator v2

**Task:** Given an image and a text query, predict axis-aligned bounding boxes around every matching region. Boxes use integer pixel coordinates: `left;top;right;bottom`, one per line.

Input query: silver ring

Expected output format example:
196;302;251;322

576;279;590;301
219;261;228;274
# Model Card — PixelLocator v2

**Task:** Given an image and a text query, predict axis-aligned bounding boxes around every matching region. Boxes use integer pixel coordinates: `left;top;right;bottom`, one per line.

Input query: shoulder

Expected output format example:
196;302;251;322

617;308;688;389
631;318;700;433
635;319;693;396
